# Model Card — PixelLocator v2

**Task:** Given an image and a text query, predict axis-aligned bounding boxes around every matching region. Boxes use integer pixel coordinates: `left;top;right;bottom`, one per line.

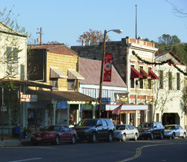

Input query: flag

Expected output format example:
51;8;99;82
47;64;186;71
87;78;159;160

112;104;123;115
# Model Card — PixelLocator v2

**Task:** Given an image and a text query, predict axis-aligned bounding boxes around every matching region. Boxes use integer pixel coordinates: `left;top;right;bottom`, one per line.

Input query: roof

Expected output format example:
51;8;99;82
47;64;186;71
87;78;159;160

28;89;97;102
28;44;78;56
155;50;185;65
79;57;127;87
0;79;52;89
0;21;27;37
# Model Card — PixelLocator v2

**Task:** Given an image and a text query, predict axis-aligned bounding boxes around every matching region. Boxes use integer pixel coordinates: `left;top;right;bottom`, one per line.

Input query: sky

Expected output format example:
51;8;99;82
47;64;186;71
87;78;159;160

0;0;187;47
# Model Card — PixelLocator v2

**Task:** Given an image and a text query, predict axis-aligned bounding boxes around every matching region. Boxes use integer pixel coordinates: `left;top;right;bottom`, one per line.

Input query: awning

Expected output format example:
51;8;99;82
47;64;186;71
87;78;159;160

131;66;143;78
148;69;159;79
68;69;84;80
27;89;97;102
50;67;68;79
106;104;148;113
140;67;149;79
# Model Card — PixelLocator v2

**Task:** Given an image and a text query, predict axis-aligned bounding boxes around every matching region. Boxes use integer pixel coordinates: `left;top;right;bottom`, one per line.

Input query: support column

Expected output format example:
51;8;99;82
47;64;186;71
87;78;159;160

92;104;96;119
135;110;138;127
126;113;130;125
67;104;70;125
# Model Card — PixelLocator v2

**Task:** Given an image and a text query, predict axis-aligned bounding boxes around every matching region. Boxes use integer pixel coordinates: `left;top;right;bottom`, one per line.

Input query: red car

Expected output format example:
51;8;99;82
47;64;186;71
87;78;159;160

31;125;77;145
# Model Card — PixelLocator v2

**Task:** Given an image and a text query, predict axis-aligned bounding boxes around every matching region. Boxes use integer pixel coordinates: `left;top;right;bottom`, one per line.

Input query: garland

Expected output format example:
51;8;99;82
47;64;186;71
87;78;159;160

132;50;187;76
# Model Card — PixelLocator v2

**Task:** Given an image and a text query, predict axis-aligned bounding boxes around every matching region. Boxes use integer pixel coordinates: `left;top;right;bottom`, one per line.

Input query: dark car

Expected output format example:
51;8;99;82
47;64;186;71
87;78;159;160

31;125;77;145
138;122;164;140
74;118;115;143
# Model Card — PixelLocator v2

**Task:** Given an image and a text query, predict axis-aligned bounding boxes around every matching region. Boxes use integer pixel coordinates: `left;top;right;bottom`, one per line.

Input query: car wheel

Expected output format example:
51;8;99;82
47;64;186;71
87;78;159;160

160;132;164;140
108;132;113;142
150;133;154;140
92;132;97;143
55;136;60;145
171;133;175;139
182;133;186;139
71;135;76;144
122;134;126;142
134;134;138;141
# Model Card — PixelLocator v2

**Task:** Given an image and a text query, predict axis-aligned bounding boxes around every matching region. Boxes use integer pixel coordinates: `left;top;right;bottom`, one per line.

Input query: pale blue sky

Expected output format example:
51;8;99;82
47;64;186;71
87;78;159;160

1;0;187;46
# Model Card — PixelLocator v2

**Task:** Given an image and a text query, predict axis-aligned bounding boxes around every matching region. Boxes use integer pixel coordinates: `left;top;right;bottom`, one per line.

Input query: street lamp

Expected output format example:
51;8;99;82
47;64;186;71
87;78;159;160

98;29;123;118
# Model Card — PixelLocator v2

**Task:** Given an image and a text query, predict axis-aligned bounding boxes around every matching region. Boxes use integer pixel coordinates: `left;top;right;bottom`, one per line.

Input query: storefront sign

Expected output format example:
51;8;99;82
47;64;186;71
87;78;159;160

103;53;112;82
20;92;37;102
85;101;92;110
57;101;67;109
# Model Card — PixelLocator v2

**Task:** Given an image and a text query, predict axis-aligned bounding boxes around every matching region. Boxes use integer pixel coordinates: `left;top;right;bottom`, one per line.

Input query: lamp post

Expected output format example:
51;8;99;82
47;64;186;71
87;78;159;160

98;29;123;118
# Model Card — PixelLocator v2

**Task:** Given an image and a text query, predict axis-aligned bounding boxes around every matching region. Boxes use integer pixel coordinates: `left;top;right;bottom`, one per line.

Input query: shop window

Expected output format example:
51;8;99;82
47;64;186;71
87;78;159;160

50;78;58;88
68;79;75;90
131;78;135;88
159;70;163;89
177;73;180;90
168;72;172;90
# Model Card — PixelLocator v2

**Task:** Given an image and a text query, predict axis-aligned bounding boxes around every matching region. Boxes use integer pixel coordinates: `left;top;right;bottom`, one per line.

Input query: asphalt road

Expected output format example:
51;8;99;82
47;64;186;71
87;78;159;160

0;138;187;162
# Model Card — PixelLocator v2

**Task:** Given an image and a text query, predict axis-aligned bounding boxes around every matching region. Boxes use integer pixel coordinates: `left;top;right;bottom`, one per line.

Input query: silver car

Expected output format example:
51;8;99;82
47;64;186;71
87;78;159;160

114;124;139;141
164;124;186;139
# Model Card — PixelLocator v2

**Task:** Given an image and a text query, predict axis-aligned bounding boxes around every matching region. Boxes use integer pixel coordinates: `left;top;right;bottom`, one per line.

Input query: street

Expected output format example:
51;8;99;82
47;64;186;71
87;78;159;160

0;138;187;162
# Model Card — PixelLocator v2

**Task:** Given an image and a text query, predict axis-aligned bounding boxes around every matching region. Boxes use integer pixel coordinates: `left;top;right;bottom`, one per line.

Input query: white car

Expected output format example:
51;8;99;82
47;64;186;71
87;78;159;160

114;124;139;141
164;124;186;139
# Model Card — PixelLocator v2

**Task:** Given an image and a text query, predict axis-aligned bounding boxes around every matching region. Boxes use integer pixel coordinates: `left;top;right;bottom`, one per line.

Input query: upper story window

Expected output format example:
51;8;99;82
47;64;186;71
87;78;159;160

139;78;143;89
20;65;25;80
159;70;163;89
168;72;172;90
50;78;58;88
130;78;135;88
177;73;180;90
68;79;75;90
148;79;152;89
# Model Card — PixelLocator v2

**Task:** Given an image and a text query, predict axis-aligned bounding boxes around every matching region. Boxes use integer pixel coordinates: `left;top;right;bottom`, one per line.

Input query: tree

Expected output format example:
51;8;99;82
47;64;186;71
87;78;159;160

77;29;110;45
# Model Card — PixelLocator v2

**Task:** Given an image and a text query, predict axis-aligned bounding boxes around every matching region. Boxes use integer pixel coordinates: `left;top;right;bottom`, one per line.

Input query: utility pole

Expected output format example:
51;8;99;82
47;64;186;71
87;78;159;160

36;27;42;45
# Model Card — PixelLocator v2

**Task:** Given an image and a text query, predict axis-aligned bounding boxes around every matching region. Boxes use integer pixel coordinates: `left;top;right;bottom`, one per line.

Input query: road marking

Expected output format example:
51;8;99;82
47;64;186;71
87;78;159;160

8;158;42;162
116;143;175;162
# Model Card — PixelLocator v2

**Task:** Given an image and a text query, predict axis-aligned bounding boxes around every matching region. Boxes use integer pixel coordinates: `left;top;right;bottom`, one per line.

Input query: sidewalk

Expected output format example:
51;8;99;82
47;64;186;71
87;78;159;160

0;137;30;147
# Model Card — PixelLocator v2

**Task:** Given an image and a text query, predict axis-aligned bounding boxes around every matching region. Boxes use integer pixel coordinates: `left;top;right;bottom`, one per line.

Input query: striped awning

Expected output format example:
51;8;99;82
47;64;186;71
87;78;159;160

50;67;68;79
68;69;85;80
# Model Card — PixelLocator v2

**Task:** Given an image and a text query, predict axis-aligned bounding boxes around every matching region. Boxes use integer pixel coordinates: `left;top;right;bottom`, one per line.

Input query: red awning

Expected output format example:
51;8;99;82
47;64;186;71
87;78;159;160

140;67;149;79
148;69;159;79
131;66;143;78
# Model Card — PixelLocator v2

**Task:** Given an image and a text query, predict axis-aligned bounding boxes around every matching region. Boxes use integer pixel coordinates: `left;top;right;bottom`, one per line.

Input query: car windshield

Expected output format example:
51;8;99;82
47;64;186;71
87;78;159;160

116;125;126;130
141;123;153;128
78;120;97;126
164;126;175;130
46;126;61;131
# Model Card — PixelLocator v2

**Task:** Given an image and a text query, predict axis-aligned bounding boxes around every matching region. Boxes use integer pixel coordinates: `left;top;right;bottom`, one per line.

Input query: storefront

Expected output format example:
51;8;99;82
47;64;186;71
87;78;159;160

105;104;148;126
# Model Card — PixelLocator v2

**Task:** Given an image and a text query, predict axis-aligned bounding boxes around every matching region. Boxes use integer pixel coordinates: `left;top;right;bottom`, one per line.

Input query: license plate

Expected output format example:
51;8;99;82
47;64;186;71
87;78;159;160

36;137;41;141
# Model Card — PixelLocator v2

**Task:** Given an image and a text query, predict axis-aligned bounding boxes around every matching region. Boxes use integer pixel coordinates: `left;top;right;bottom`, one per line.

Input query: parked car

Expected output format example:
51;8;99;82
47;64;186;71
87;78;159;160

31;125;77;145
164;124;186;139
138;122;164;140
114;124;139;141
73;118;115;143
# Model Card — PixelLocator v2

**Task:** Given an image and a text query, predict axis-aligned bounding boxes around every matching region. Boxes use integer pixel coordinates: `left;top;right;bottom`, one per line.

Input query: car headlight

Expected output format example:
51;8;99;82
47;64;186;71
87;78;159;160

45;134;54;137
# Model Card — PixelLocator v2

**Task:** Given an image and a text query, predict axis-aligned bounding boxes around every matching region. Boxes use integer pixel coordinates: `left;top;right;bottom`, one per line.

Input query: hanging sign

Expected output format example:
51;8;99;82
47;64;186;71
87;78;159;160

57;101;67;109
103;53;112;82
20;92;37;102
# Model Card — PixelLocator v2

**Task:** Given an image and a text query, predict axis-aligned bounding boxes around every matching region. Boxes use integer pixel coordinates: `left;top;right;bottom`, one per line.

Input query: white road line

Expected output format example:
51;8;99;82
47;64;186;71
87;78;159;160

8;158;42;162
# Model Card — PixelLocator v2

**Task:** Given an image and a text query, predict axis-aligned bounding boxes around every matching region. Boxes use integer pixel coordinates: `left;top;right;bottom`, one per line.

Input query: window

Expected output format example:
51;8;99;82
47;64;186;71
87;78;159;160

131;78;134;88
177;73;180;90
50;78;58;88
68;79;75;90
168;72;172;90
148;79;151;89
156;113;159;122
139;78;143;89
159;70;163;89
20;65;25;80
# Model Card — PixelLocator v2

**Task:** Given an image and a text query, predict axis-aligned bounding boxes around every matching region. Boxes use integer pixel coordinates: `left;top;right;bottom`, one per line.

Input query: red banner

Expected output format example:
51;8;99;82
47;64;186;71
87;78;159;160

103;53;112;82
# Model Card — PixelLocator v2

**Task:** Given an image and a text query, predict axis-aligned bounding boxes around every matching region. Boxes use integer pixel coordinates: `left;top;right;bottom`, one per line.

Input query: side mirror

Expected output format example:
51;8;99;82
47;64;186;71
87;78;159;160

96;124;102;127
154;126;157;128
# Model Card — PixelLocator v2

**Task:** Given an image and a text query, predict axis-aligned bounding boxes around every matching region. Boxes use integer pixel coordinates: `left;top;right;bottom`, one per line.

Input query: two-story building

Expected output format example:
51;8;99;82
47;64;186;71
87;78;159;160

72;37;157;127
27;44;97;129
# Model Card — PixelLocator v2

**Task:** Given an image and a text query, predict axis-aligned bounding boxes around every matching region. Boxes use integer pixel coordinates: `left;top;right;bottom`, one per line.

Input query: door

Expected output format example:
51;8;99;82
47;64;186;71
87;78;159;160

60;126;70;142
175;125;180;137
126;125;132;139
101;119;109;138
96;120;103;138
